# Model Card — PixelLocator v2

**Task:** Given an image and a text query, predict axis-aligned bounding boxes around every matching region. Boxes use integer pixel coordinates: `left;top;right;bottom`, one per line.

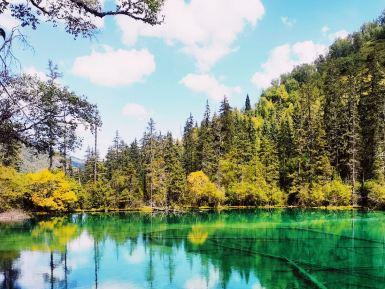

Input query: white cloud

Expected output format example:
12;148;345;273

185;268;219;289
322;26;349;40
72;48;155;86
123;246;146;264
23;66;48;81
17;251;64;289
117;0;265;71
329;29;349;40
96;282;141;289
321;25;330;34
251;41;327;89
122;103;150;120
180;73;242;101
0;9;20;31
67;232;93;252
252;282;267;289
281;16;296;27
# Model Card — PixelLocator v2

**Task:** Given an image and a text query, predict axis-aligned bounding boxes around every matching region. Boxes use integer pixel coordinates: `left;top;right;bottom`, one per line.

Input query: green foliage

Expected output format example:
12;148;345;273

6;12;385;211
364;180;385;208
297;179;352;207
82;180;114;210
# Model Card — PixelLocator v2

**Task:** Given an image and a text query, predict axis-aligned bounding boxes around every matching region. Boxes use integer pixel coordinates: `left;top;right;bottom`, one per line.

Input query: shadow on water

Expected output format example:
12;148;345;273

0;209;385;289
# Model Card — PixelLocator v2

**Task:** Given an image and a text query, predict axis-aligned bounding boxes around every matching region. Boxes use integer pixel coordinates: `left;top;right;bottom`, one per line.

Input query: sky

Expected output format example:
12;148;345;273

2;0;385;158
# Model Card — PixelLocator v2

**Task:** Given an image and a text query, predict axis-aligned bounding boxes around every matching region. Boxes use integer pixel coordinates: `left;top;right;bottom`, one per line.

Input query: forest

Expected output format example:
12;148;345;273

2;12;385;212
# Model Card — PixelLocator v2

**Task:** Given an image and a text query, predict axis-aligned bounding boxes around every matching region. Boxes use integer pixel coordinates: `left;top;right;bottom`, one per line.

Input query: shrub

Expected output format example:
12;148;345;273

364;180;385;208
228;181;268;205
297;179;351;207
269;187;286;206
187;171;225;206
26;169;79;212
0;166;26;212
297;184;325;207
323;179;351;206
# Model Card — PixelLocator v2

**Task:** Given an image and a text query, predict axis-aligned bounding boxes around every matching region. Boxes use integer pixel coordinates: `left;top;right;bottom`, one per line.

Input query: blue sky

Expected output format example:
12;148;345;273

2;0;385;157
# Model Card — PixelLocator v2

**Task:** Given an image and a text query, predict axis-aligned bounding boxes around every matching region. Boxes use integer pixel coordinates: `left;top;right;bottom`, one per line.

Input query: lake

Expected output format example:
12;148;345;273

0;210;384;289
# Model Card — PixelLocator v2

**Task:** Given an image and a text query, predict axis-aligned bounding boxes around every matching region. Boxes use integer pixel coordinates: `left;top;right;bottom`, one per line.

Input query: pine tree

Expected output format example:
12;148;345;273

219;96;235;155
196;101;217;177
164;132;185;206
245;94;251;111
182;114;198;174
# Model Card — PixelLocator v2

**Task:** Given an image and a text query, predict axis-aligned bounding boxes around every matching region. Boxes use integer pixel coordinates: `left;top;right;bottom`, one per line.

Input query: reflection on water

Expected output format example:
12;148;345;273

1;210;385;289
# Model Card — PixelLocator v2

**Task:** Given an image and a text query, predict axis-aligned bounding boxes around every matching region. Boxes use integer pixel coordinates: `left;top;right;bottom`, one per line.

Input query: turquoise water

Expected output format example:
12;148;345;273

1;210;385;289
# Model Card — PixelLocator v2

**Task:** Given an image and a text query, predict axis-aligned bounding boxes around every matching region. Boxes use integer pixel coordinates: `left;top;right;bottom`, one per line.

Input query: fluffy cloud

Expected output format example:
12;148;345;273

321;25;330;34
281;16;296;27
328;29;349;40
123;246;146;264
117;0;265;71
67;232;94;252
321;26;349;40
180;73;242;101
0;9;20;31
72;48;155;86
122;103;150;120
251;41;327;89
185;268;219;289
252;282;267;289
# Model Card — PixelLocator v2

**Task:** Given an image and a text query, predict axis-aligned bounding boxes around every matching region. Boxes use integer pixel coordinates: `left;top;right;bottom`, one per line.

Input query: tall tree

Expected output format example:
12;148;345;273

245;94;251;111
182;114;198;174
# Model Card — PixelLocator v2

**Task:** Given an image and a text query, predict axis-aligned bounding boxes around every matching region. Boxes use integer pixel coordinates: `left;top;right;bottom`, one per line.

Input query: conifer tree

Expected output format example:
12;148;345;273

245;94;251;111
182;114;198;174
164;132;185;206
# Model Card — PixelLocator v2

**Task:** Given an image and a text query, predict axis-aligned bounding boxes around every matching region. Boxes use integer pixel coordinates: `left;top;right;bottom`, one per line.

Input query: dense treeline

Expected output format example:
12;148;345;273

76;13;385;210
3;13;385;212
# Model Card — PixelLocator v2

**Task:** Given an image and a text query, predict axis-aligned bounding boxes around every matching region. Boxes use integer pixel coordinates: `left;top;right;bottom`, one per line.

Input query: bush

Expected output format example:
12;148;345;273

323;179;351;206
297;184;325;207
26;169;79;212
187;171;225;206
0;166;26;212
297;179;351;207
269;187;286;206
364;180;385;208
228;181;268;205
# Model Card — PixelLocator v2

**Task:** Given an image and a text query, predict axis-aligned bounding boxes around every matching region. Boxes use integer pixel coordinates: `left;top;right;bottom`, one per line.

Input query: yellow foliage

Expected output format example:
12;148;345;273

26;169;78;212
31;218;78;251
0;166;27;211
187;171;225;206
188;225;208;245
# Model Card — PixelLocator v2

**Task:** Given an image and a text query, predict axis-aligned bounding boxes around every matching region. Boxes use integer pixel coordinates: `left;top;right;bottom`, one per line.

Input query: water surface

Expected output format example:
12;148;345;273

1;209;385;289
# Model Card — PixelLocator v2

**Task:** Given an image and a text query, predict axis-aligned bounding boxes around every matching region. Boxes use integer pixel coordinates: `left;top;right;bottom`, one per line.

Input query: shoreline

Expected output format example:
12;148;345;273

75;204;364;213
0;205;369;223
0;209;31;223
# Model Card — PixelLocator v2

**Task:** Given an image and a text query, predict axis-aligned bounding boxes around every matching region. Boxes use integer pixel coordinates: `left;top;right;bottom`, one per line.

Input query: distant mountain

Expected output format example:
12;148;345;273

19;146;84;172
70;156;85;169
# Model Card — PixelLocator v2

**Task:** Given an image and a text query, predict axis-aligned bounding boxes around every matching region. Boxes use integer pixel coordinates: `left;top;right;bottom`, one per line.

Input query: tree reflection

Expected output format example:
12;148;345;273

1;210;385;289
0;251;20;289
